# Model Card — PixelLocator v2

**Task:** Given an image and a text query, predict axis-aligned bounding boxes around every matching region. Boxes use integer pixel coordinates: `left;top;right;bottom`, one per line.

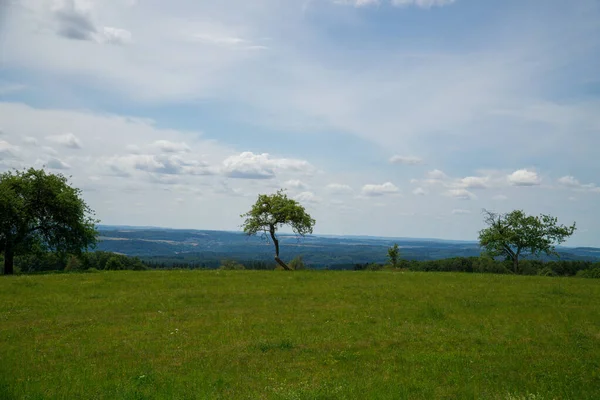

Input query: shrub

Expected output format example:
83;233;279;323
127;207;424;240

219;260;245;270
288;256;306;270
576;268;600;279
105;256;125;271
64;255;83;272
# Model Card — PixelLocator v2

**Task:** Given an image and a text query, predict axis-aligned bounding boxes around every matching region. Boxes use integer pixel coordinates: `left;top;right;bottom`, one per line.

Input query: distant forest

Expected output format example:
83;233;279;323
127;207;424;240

5;227;600;278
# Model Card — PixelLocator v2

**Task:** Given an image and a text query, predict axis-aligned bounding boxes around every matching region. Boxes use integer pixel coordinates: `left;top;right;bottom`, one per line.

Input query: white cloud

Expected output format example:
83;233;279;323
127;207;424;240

42;146;59;156
22;137;39;146
412;187;426;196
334;0;380;7
492;194;508;201
391;0;455;8
191;33;266;50
507;169;541;186
361;182;400;197
445;188;476;200
0;140;18;159
46;157;71;170
222;152;313;180
47;133;82;149
326;183;353;194
452;209;471;215
105;154;213;176
335;0;454;7
285;179;308;189
389;155;423;165
126;144;142;154
558;175;580;188
152;140;191;153
52;0;132;45
556;175;599;193
101;27;133;45
295;191;321;204
427;169;447;180
458;176;489;189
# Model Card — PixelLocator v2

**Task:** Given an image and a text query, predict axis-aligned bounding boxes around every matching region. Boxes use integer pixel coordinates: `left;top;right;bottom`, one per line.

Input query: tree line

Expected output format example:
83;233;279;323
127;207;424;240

1;167;592;277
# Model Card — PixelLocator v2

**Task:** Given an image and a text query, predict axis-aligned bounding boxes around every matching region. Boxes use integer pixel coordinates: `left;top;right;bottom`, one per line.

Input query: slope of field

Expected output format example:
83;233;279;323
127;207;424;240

1;271;599;399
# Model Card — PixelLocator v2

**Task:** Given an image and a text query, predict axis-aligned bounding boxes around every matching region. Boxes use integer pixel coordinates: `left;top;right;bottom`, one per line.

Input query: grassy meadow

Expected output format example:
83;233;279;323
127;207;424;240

1;270;599;399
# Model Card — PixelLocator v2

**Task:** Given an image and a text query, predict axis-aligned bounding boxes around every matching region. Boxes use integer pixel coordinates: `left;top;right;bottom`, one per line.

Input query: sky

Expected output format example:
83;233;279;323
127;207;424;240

1;0;599;246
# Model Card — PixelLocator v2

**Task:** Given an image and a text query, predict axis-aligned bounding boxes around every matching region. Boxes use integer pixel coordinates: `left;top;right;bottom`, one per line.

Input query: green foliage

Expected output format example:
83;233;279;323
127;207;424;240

64;255;83;272
576;267;600;279
0;168;98;275
219;260;245;270
387;243;400;267
105;256;125;271
478;209;576;274
288;255;306;270
241;189;315;238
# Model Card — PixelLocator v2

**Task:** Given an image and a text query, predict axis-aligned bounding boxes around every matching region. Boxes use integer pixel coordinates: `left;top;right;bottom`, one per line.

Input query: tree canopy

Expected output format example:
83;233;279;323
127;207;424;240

241;189;315;270
0;168;98;275
478;209;576;274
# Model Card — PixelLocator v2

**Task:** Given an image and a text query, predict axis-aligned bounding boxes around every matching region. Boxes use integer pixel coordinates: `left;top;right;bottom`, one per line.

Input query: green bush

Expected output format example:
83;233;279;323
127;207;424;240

219;260;245;270
288;256;306;270
64;255;83;272
105;256;126;271
576;268;600;279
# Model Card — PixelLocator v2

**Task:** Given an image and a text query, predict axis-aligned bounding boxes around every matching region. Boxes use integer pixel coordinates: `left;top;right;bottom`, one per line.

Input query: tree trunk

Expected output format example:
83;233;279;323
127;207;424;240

269;226;280;258
269;226;290;270
275;256;291;271
512;256;519;274
3;247;14;275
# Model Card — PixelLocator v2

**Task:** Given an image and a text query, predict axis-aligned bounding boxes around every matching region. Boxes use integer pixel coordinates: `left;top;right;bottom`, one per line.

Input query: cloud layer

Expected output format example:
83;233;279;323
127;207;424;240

1;0;599;245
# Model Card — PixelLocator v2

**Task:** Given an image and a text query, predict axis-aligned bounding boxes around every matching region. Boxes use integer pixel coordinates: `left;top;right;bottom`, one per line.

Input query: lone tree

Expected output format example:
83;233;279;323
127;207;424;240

478;209;576;274
241;189;315;270
387;243;400;268
0;168;98;275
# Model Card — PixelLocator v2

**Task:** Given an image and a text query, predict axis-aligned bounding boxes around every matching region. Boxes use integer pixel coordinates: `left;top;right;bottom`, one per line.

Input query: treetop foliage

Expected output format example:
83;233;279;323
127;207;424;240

240;189;315;237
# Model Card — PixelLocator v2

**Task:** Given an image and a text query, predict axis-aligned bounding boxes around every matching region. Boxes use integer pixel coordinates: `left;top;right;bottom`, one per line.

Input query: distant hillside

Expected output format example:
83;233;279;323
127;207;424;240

95;226;600;268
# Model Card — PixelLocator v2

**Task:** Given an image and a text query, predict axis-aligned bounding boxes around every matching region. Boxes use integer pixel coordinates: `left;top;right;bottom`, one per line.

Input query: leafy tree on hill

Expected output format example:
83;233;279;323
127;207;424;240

0;168;98;275
478;209;576;274
241;189;315;270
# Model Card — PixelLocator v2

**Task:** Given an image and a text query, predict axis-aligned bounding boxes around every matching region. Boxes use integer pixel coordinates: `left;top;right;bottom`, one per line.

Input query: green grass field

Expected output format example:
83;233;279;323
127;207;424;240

1;271;599;399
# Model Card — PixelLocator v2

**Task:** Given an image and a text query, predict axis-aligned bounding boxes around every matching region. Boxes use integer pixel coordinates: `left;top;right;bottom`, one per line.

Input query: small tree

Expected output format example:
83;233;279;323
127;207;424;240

64;255;83;272
241;189;315;270
0;168;98;275
387;243;400;268
478;209;576;274
288;255;306;271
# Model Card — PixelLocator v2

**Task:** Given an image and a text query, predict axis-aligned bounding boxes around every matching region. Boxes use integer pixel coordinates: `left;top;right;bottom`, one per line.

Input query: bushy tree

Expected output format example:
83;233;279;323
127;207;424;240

105;256;125;271
387;243;400;268
241;189;315;270
0;168;98;275
478;209;576;274
288;255;306;270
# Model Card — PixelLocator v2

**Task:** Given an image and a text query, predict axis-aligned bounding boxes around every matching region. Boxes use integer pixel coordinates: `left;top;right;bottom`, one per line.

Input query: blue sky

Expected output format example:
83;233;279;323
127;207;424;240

1;0;599;246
